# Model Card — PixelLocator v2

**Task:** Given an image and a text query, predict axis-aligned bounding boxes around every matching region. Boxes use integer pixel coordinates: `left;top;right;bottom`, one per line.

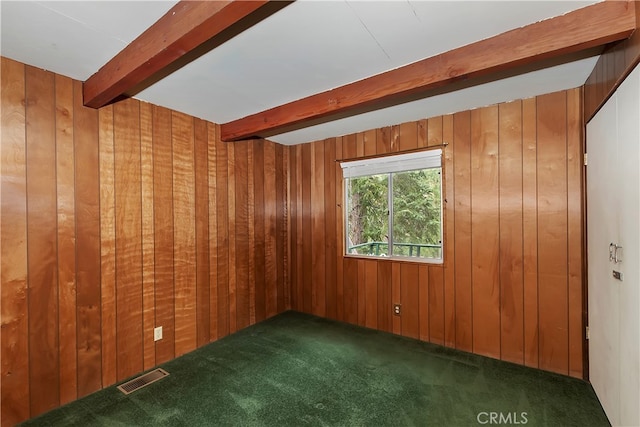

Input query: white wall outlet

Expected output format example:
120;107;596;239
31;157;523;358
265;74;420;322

154;326;163;342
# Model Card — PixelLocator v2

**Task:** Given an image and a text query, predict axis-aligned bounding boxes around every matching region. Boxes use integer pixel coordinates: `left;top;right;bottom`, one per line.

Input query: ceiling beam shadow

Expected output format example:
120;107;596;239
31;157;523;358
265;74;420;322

83;0;292;109
220;0;637;142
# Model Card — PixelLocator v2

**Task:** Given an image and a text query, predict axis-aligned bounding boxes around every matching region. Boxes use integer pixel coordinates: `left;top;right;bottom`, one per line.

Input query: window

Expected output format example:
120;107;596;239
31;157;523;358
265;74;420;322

341;149;442;262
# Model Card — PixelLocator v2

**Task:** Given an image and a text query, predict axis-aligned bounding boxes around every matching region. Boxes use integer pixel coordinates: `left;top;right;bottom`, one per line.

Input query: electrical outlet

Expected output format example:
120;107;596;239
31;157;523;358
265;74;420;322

154;326;163;342
393;304;401;316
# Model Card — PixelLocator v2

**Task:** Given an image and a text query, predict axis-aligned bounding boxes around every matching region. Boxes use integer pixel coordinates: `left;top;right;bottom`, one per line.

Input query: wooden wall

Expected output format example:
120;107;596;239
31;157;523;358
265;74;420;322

289;88;585;379
584;1;640;122
0;57;289;426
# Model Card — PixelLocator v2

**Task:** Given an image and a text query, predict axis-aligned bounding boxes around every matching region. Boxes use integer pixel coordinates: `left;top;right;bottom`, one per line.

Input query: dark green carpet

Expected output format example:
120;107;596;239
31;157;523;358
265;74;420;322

22;311;609;426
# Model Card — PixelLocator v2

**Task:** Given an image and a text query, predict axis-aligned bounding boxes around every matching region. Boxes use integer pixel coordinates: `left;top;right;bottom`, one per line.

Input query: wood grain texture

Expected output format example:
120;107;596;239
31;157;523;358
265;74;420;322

235;141;250;330
584;1;640;122
499;100;524;365
311;141;326;317
324;138;337;319
83;1;277;108
55;74;77;405
335;138;345;322
364;260;378;329
216;137;230;338
470;106;500;359
522;97;539;369
253;140;266;322
289;145;300;311
208;123;219;340
400;264;420;340
172;111;197;355
357;260;366;327
26;66;60;416
428;266;445;344
227;142;237;334
1;59;291;425
566;88;584;378
264;142;278;318
140;102;156;370
195;119;210;345
153;106;175;364
419;265;430;342
221;1;634;141
442;114;456;347
537;91;569;375
453;110;473;353
377;262;392;333
1;57;30;427
276;144;287;313
301;143;313;314
73;80;102;396
114;99;143;380
98;105;117;387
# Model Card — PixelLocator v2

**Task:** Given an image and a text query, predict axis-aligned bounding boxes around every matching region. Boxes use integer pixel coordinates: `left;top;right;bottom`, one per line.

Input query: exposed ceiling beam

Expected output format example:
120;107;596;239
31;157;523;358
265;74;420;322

221;1;637;142
83;0;291;109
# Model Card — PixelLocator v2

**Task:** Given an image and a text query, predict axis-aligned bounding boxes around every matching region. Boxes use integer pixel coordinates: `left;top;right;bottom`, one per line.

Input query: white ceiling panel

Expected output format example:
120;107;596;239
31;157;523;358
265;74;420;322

1;0;603;145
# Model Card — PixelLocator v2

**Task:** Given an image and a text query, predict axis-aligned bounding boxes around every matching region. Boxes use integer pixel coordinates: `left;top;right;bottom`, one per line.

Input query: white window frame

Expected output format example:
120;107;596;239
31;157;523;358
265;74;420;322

341;149;443;264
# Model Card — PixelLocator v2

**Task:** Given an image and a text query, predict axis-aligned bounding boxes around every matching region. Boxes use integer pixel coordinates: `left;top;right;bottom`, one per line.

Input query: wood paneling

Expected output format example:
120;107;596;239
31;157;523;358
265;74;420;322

1;56;30;426
55;74;77;405
288;88;585;378
25;66;59;416
1;58;289;426
584;1;640;122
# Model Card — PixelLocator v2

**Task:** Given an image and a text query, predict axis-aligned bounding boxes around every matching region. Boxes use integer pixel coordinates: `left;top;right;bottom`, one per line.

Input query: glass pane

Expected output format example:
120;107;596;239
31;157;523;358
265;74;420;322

392;168;442;259
346;174;389;257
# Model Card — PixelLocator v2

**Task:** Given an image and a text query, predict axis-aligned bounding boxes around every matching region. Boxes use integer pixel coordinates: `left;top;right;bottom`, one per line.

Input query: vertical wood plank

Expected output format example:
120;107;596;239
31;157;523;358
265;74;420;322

195;119;210;344
216;138;229;338
537;91;569;375
276;143;287;313
417;119;428;148
376;127;390;155
208;123;218;341
356;132;366;157
325;138;337;320
227;142;237;333
443;114;456;348
1;57;30;426
453;111;473;352
311;141;326;317
398;121;418;152
357;260;366;326
364;260;378;329
114;98;143;380
235;141;250;330
289;145;299;311
400;263;420;340
99;105;117;386
429;266;445;344
253;140;266;322
428;116;443;147
301;143;312;313
419;265;430;342
153;106;175;363
26;66;59;416
567;88;584;378
470;106;501;359
335;137;345;322
392;262;401;335
140;102;156;370
55;74;77;405
264;142;278;318
364;129;376;157
172;112;197;356
343;258;358;325
377;262;392;333
522;97;539;369
499;100;524;365
248;142;256;324
74;80;102;395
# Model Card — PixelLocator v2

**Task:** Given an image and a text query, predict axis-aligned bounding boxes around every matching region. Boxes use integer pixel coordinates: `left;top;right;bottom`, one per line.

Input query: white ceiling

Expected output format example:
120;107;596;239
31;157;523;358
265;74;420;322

1;0;600;145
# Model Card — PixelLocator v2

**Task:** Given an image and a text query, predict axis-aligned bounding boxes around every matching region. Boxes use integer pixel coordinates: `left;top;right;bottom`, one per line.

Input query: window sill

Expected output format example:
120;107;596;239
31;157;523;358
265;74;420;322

343;253;444;266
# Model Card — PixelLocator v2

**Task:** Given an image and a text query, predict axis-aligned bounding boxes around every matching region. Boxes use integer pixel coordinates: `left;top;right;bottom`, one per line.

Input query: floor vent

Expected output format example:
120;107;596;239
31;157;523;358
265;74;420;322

117;368;169;395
